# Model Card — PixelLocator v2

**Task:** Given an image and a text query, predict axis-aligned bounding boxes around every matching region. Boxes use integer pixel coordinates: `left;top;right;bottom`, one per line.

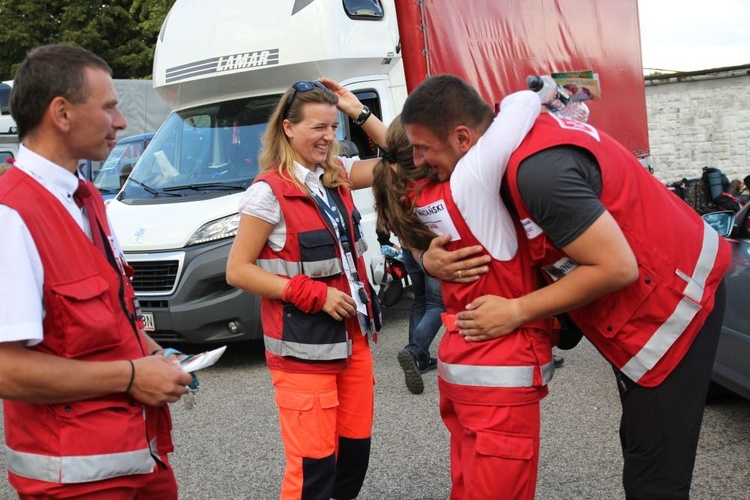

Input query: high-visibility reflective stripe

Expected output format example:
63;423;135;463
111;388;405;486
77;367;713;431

621;297;701;382
256;258;342;278
682;223;719;304
256;259;302;277
264;336;351;360
5;445;155;484
438;360;555;387
621;225;719;382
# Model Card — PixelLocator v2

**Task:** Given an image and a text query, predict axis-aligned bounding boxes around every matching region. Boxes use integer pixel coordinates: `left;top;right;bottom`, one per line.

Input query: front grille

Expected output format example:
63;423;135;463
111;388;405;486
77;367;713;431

139;299;169;309
130;261;179;293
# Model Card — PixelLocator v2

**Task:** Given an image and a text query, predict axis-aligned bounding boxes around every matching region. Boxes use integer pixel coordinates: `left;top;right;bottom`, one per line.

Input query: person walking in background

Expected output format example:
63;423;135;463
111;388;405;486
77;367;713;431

397;247;444;394
0;44;193;499
373;79;552;499
422;77;730;499
376;228;444;394
226;78;386;500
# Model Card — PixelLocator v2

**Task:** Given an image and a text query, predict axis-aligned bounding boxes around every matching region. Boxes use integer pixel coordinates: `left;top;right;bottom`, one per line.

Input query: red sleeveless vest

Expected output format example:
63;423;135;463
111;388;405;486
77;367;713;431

415;180;553;406
505;114;730;386
254;170;376;374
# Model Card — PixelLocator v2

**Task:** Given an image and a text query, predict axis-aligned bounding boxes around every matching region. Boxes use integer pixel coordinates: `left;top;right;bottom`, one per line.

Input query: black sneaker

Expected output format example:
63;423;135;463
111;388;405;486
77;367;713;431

418;357;438;374
397;349;424;395
553;354;564;368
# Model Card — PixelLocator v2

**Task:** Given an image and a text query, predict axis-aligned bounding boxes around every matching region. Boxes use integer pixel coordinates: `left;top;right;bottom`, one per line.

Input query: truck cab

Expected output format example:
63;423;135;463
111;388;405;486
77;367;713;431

106;0;403;344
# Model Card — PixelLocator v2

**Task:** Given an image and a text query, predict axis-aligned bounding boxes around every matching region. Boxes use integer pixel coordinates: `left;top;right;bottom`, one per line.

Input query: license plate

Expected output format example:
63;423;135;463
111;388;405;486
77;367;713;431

142;312;155;332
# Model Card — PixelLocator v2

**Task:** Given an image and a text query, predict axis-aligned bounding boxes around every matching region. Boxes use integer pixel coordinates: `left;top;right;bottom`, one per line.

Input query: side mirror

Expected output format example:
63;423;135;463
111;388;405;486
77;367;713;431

702;211;735;237
119;163;134;189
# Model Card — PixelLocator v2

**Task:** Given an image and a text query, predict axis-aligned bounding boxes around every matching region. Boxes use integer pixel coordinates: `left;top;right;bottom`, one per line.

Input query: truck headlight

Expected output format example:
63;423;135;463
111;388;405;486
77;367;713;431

186;213;241;246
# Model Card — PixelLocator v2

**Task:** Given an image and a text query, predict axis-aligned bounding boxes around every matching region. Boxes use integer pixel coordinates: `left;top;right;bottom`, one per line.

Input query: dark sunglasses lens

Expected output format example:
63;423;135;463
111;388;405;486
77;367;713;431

293;81;314;92
285;81;328;118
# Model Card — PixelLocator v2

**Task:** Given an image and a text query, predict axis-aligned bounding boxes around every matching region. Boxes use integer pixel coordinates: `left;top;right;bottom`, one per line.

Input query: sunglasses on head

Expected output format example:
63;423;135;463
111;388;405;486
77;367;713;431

283;80;329;119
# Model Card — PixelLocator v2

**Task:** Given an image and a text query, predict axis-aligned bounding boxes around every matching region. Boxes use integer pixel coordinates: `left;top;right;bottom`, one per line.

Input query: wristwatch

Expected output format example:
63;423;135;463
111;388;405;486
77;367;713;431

353;105;372;126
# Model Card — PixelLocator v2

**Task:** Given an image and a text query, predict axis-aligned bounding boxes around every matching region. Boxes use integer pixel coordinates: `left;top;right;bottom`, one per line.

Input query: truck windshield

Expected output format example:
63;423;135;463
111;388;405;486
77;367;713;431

120;95;279;202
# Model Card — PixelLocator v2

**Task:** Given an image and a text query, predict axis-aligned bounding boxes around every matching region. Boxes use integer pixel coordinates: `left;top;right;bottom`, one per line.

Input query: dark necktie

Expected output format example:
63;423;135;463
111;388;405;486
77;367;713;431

74;179;110;259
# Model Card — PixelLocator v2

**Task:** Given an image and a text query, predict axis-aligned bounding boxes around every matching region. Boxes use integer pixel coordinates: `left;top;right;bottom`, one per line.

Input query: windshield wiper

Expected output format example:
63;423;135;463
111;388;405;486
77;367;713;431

162;182;247;192
128;178;182;197
95;187;118;194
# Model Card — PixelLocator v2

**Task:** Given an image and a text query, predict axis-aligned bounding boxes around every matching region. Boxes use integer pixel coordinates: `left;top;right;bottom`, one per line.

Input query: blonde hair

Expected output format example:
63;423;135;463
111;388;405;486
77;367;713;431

372;115;436;251
259;85;349;192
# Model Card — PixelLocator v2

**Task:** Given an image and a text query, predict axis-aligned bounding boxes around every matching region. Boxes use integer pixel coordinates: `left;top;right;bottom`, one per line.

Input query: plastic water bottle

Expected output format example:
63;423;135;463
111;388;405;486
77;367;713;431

380;244;404;261
526;74;590;122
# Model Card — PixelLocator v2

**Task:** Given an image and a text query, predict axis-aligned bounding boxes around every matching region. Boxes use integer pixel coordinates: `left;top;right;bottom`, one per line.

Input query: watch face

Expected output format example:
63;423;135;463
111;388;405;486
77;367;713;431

356;106;370;125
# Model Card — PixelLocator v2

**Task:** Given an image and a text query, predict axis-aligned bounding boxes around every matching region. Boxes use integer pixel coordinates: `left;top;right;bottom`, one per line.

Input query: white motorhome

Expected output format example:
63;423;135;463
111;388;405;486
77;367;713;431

106;0;649;344
106;0;404;343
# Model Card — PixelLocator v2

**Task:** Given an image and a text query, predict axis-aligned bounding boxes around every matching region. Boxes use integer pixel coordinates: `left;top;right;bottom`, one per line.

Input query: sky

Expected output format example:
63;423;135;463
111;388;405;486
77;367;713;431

638;0;750;72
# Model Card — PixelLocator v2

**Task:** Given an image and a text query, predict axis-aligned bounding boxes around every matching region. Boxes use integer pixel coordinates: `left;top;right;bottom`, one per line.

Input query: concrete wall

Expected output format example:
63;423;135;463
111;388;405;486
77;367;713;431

645;70;750;184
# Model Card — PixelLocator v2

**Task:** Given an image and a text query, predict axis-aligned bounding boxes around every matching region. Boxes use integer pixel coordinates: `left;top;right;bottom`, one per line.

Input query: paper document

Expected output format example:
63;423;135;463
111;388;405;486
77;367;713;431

180;345;227;373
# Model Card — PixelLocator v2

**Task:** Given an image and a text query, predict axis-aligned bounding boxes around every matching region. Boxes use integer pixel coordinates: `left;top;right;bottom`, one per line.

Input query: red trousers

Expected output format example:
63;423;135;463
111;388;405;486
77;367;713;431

440;395;541;500
270;332;374;499
17;455;178;500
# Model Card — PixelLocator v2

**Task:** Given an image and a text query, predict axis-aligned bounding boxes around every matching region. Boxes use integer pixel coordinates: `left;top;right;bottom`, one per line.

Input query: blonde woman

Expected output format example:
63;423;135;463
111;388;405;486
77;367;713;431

226;78;385;499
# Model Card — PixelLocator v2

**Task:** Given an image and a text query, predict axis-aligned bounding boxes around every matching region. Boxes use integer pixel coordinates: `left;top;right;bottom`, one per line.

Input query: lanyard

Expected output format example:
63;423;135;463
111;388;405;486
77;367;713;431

312;189;350;248
312;186;372;330
311;187;360;283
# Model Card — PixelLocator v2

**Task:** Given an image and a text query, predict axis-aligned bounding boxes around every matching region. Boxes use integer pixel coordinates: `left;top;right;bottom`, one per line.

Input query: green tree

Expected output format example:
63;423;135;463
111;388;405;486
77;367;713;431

0;0;175;80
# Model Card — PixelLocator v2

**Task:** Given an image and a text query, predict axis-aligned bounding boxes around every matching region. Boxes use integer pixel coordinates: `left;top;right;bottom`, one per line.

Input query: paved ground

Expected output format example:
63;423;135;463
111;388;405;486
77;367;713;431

1;299;748;499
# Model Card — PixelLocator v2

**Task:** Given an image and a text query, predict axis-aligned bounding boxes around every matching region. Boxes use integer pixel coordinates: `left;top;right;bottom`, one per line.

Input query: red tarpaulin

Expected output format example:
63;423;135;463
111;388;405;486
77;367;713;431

395;0;649;157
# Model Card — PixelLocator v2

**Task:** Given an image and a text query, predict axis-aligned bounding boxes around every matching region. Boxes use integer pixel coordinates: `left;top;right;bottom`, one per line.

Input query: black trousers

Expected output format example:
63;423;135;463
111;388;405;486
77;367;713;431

614;280;725;500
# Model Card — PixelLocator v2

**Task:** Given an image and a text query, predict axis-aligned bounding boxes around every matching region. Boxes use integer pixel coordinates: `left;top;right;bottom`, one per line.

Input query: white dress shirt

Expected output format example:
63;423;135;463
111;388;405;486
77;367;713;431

0;145;95;345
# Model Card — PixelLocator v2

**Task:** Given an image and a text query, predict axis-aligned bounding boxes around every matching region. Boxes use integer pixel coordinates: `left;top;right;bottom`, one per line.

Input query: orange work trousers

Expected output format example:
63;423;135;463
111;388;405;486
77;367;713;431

440;395;541;500
270;332;374;500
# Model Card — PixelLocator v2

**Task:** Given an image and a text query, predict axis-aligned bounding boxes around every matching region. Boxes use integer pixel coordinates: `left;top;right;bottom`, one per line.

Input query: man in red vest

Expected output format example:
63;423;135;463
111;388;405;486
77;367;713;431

410;75;729;499
0;44;193;499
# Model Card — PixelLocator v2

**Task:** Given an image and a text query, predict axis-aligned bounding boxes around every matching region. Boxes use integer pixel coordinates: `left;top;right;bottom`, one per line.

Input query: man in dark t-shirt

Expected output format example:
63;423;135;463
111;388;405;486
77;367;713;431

517;146;604;249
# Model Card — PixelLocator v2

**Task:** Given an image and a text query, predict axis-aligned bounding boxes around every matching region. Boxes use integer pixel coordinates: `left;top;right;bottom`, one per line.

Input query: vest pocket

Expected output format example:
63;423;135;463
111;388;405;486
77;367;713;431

281;303;348;361
299;229;342;278
582;261;658;339
50;398;153;482
47;275;122;357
